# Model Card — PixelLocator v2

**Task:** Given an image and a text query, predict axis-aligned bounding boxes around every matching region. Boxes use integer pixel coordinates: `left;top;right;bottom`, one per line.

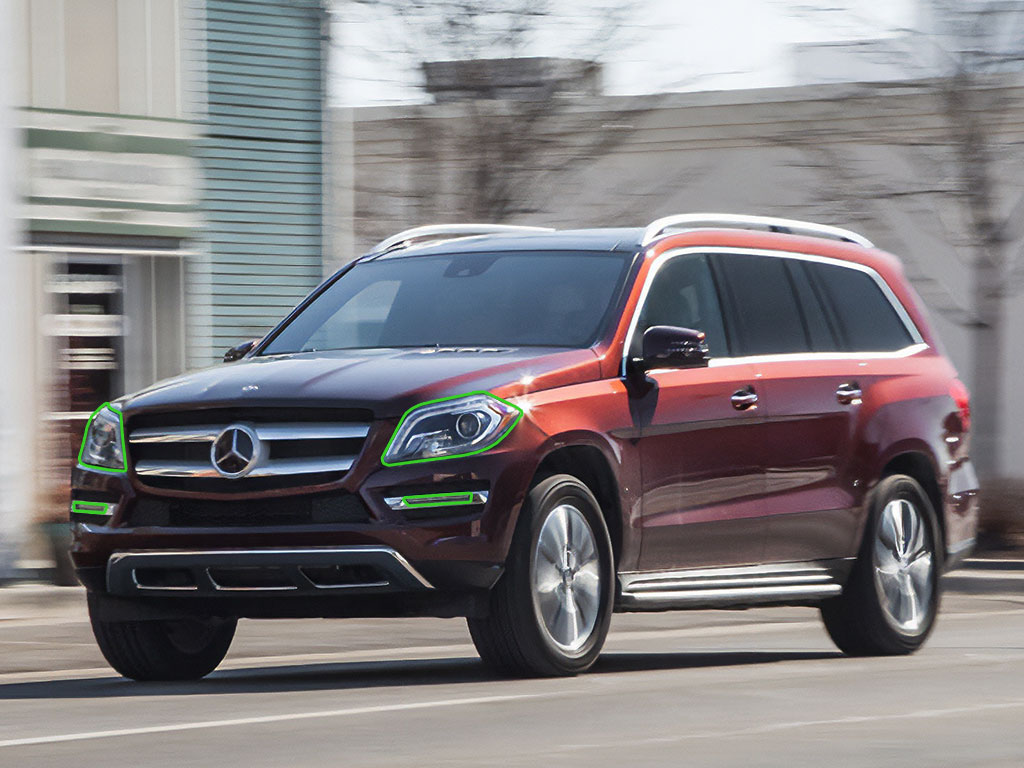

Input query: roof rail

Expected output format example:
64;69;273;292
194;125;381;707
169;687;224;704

640;213;874;249
370;224;555;255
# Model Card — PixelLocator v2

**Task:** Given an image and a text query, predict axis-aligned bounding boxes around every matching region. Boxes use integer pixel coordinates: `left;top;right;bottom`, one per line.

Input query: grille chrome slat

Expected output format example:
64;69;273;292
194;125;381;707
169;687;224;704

254;423;370;440
135;456;357;478
129;422;370;444
126;410;370;491
130;425;222;443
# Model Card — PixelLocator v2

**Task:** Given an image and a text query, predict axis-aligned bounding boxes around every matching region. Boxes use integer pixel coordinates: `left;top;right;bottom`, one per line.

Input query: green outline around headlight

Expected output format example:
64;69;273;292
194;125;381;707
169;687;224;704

381;391;523;467
77;402;128;473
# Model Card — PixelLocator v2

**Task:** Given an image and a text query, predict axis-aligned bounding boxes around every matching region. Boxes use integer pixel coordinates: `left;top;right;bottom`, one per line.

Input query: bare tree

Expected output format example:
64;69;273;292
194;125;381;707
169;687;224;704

781;0;1024;478
337;0;648;229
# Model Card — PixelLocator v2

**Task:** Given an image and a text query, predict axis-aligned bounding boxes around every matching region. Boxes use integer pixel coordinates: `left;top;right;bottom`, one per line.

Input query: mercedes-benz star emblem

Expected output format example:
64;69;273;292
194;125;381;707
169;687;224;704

210;424;260;478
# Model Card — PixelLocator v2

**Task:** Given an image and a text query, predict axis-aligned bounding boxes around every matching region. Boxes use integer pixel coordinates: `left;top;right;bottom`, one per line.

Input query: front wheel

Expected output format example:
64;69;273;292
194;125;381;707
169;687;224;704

89;594;237;681
468;474;615;677
821;474;941;656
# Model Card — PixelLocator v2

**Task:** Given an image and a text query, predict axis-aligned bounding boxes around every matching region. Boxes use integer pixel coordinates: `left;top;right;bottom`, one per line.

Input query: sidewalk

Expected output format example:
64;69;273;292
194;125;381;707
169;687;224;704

942;557;1024;595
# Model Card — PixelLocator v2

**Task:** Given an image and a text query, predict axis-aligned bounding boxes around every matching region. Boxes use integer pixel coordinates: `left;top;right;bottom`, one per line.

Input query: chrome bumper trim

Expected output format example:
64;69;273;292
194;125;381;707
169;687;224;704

107;546;434;595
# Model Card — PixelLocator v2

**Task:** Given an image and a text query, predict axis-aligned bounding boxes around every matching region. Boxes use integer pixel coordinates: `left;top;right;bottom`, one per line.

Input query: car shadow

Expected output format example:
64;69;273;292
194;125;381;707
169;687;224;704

0;649;839;700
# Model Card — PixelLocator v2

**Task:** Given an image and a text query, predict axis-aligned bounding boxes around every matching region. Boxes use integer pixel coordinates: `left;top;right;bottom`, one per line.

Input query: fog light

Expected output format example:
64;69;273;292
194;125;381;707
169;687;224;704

383;491;489;511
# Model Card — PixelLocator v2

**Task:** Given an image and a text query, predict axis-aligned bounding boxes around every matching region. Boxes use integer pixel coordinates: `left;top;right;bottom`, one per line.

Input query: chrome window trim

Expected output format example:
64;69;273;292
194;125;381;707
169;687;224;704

620;245;926;376
701;343;930;370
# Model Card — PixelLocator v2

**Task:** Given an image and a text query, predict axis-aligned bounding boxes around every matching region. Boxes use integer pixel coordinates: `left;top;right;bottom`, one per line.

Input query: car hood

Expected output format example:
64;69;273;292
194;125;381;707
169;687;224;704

118;347;602;419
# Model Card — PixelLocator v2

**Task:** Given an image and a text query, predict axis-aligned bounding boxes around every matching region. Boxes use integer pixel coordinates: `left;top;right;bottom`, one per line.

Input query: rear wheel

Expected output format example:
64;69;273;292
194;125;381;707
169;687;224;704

88;594;237;681
821;474;940;656
468;474;614;677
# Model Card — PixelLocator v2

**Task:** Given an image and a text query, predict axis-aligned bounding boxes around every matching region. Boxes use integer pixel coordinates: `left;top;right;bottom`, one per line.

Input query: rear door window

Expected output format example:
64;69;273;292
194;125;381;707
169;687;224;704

786;260;840;352
805;262;915;351
713;253;809;356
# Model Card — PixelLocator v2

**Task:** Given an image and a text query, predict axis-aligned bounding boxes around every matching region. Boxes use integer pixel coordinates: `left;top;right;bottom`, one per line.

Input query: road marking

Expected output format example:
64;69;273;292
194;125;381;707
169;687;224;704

0;692;559;749
561;699;1024;753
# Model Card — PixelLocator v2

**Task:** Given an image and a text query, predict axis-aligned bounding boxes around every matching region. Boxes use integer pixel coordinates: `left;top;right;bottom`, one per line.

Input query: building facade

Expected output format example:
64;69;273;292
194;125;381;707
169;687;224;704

10;0;197;577
190;0;327;366
3;0;327;578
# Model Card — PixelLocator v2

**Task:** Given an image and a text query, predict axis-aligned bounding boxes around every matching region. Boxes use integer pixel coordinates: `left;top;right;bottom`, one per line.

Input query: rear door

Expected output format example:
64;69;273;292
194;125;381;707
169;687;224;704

714;252;862;562
724;253;920;564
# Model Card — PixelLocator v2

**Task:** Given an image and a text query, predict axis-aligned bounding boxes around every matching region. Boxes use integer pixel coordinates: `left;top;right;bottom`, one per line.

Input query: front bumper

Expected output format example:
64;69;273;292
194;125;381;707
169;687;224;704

105;545;434;597
70;418;543;607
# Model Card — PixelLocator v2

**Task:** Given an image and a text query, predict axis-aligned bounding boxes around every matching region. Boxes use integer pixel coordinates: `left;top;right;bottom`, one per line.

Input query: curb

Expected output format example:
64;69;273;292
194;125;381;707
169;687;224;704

0;584;85;618
962;558;1024;571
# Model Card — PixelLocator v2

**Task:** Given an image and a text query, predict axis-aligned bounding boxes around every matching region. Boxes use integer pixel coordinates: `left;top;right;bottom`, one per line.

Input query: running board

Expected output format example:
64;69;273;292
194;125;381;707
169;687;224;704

617;560;852;611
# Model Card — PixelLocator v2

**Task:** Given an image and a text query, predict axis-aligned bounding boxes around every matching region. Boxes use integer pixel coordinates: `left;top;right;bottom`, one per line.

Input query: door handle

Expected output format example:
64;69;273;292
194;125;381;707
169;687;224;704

836;382;862;405
731;386;758;411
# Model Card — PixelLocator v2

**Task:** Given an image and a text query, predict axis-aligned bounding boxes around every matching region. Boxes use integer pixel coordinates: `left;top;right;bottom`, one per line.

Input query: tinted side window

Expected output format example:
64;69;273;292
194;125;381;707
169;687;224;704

714;253;808;356
806;262;914;351
786;260;840;352
632;254;727;358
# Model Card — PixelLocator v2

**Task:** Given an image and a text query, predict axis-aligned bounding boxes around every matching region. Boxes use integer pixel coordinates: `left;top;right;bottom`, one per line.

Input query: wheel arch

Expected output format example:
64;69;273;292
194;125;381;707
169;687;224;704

532;442;625;571
878;448;946;562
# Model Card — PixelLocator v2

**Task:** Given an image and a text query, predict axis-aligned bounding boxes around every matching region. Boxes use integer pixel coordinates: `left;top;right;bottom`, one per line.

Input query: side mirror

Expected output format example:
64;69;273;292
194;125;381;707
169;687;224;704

223;339;259;363
636;325;709;373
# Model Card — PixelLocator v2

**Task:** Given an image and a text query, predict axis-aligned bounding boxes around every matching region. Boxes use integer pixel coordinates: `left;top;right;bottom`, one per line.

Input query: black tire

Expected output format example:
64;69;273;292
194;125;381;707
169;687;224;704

468;473;615;677
821;474;941;656
88;594;237;681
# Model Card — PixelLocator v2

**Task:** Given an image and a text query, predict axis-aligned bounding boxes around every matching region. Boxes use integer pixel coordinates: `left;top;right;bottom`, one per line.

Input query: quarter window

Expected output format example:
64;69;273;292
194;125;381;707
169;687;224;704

805;262;914;351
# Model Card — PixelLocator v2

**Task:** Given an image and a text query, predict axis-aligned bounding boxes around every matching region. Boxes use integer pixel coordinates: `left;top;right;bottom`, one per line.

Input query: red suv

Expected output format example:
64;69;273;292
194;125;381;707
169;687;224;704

71;214;979;680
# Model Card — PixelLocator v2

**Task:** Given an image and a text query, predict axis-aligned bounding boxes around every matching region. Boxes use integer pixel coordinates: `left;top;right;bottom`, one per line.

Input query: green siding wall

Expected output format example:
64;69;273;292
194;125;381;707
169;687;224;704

193;0;325;363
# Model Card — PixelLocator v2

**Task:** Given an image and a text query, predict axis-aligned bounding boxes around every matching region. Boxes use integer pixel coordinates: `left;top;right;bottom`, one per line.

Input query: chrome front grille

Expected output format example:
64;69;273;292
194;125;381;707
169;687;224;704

127;411;371;489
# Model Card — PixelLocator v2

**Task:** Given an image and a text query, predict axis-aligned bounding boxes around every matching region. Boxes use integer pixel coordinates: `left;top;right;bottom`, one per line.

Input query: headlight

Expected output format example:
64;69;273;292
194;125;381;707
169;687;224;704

78;404;127;472
382;392;522;466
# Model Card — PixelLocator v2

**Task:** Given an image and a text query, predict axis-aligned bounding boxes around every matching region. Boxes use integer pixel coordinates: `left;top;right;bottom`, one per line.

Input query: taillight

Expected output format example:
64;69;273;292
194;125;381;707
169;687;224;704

950;378;971;432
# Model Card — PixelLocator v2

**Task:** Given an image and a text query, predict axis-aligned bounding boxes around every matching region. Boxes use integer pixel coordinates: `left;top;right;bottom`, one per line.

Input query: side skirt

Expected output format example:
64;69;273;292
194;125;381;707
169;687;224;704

616;559;855;612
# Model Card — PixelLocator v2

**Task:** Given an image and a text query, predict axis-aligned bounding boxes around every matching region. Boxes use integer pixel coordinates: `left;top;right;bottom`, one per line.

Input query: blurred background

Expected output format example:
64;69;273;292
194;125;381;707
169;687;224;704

0;0;1022;583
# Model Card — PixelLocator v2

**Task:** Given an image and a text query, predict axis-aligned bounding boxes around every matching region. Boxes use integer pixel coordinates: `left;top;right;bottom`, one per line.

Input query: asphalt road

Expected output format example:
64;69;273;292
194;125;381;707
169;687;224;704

0;581;1022;767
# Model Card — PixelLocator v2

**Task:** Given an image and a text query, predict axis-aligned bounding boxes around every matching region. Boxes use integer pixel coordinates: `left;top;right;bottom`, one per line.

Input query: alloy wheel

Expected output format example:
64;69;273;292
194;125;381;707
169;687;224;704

873;497;935;634
531;503;602;653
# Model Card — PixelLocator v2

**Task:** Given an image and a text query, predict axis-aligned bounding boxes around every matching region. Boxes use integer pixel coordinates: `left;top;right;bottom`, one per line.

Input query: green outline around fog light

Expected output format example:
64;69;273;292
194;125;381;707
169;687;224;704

402;492;477;507
77;402;128;473
71;500;113;516
381;391;523;467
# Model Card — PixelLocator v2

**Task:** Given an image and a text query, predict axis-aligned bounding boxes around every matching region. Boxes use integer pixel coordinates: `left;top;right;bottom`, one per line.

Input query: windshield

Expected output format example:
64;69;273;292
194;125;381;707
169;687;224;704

260;250;633;354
